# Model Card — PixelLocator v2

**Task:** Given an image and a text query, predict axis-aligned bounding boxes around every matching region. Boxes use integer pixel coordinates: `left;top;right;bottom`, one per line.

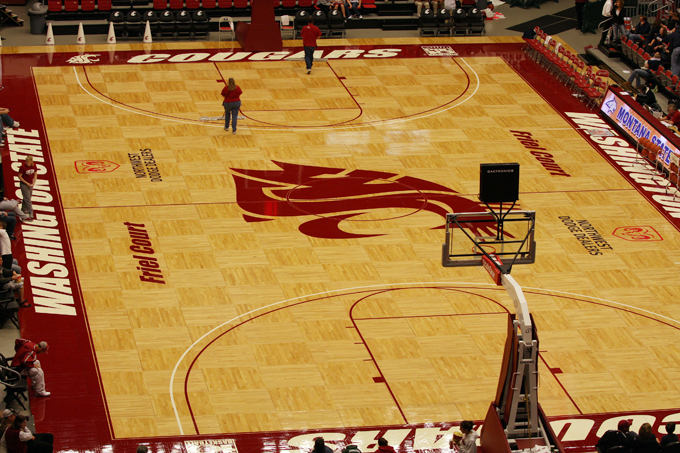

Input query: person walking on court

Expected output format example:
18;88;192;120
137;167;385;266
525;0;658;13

301;17;322;74
221;78;242;135
18;156;36;221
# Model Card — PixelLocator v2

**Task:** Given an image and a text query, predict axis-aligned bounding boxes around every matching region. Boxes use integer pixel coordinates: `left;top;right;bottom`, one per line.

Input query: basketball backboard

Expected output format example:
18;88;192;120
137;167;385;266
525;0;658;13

441;210;536;269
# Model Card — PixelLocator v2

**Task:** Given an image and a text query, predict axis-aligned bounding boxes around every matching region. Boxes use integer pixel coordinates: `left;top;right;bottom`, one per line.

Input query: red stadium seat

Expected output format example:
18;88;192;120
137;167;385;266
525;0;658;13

203;0;216;7
169;0;183;8
186;0;199;7
64;0;78;10
97;0;111;10
81;0;95;10
154;0;167;8
48;0;62;11
218;0;232;7
298;0;311;6
282;0;295;6
273;0;280;6
233;0;247;7
361;0;376;9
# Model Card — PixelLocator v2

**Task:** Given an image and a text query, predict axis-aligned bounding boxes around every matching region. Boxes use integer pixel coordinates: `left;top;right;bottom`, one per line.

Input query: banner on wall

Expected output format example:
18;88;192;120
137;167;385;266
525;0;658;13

599;88;680;168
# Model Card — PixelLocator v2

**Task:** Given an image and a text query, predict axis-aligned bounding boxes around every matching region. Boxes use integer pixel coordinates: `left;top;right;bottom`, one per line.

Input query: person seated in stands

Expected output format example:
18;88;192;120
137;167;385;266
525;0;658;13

626;52;662;88
632;423;660;453
662;103;680;128
345;0;361;18
414;0;429;15
4;415;53;453
0;108;20;148
597;420;635;453
635;79;661;112
331;0;347;18
316;0;331;15
0;267;25;308
377;439;395;453
313;438;333;453
661;423;678;448
626;16;651;42
444;0;456;10
645;25;668;58
667;10;680;32
11;339;51;398
0;222;20;276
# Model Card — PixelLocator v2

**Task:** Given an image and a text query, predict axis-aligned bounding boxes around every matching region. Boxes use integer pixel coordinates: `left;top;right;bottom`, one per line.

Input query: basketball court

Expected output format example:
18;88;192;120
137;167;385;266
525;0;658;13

4;36;680;453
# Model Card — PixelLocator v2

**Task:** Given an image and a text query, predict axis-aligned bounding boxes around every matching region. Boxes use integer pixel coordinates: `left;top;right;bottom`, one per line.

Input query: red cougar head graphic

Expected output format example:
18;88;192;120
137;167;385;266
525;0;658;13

230;161;500;240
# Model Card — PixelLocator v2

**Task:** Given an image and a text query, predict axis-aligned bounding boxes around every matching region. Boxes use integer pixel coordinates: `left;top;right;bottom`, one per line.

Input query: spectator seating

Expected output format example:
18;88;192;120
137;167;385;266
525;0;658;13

435;8;450;36
419;8;435;36
312;9;328;35
362;0;376;9
169;0;183;9
282;0;295;6
192;9;209;37
234;0;248;8
126;9;143;38
99;0;112;10
328;8;345;37
159;10;176;38
294;9;309;37
186;0;199;8
218;0;233;7
81;0;95;11
176;9;192;37
109;10;125;36
64;0;78;11
218;16;234;40
203;0;216;7
143;10;159;35
48;0;62;12
453;8;467;34
298;0;313;7
468;7;484;34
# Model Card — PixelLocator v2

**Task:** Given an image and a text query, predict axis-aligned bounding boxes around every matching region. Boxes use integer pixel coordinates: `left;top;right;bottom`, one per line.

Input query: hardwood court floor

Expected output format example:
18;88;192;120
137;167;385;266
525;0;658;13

19;37;680;440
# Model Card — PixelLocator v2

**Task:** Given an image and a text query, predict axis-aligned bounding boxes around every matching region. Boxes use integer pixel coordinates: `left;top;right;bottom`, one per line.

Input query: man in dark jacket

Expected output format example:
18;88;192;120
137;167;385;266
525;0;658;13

626;16;652;42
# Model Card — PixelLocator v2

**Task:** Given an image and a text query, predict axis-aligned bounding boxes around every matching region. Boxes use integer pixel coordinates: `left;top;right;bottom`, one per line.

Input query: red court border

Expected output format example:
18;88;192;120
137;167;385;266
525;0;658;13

2;42;679;453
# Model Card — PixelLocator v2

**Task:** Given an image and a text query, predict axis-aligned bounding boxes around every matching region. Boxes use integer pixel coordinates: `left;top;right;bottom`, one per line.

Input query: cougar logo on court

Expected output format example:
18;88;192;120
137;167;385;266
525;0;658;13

74;160;120;173
67;54;100;64
230;161;502;239
612;226;663;241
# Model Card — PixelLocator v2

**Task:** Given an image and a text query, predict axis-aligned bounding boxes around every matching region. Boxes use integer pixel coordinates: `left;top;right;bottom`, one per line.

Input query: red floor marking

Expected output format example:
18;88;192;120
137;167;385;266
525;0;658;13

4;43;680;453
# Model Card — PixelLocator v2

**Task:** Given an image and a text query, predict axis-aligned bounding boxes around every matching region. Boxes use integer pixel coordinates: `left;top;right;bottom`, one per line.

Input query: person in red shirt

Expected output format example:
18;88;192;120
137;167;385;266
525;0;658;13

377;438;396;453
662;103;680;128
18;156;36;220
11;339;50;397
220;77;242;135
300;17;322;74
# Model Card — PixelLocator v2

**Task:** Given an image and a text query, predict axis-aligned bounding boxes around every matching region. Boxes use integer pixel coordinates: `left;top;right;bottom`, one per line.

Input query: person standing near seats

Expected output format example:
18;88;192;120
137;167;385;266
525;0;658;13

221;78;242;135
301;17;322;75
18;157;36;221
611;0;625;43
599;0;614;46
575;0;588;31
11;339;50;397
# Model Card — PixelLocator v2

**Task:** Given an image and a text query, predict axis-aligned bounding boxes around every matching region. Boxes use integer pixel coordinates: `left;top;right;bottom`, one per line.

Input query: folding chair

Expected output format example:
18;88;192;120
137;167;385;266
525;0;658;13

219;16;234;40
0;354;27;410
